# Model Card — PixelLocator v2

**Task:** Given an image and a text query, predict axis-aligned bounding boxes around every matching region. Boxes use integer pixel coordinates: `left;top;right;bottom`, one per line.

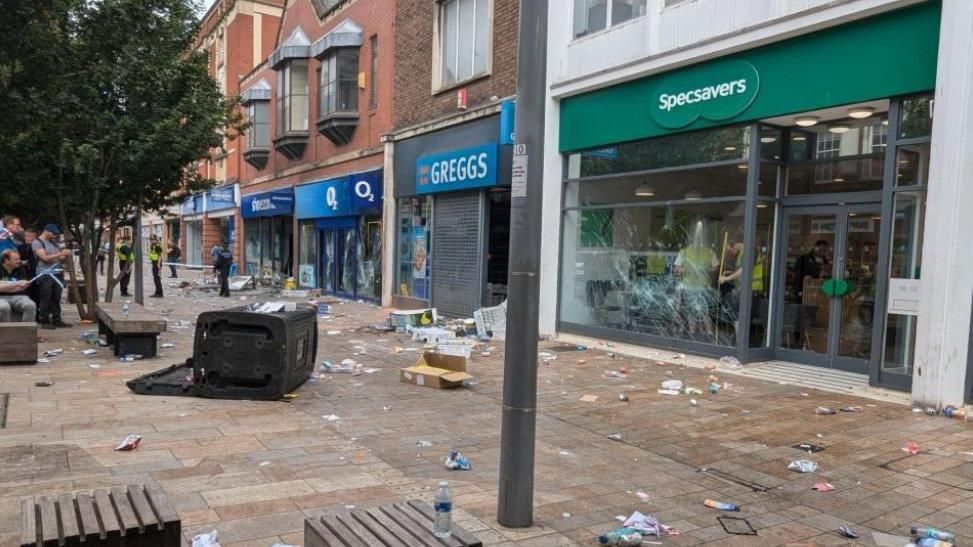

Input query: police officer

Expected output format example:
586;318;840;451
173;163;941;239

149;234;164;298
117;236;134;297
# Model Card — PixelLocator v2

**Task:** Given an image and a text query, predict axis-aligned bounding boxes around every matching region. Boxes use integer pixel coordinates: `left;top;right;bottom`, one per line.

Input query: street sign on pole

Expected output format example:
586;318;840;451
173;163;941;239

497;0;548;528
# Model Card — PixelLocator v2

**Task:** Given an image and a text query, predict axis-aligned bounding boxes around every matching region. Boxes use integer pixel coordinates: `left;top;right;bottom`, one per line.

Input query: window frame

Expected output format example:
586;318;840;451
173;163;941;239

369;35;379;109
276;59;310;135
247;100;270;150
319;48;360;118
432;0;493;93
573;0;648;40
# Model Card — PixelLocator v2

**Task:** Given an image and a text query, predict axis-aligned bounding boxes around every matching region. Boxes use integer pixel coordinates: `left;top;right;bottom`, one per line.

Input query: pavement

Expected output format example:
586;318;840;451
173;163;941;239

2;270;973;546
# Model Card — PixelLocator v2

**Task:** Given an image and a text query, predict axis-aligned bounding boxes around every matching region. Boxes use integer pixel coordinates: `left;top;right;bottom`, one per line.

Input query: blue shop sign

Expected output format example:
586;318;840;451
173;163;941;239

295;169;383;219
242;189;295;219
416;143;498;195
500;100;516;145
180;194;203;216
205;185;236;212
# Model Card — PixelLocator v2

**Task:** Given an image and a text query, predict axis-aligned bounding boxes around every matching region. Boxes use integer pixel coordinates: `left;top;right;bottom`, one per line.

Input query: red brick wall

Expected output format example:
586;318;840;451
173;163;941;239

238;0;396;183
393;0;519;130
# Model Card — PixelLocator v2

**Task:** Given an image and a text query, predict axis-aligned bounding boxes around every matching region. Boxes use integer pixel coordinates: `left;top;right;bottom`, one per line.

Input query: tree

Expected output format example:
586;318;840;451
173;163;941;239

0;0;243;318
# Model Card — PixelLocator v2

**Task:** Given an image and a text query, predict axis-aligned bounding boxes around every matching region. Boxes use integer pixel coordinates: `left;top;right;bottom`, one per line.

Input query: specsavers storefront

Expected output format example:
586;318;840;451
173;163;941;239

242;189;294;283
296;170;383;301
556;3;939;391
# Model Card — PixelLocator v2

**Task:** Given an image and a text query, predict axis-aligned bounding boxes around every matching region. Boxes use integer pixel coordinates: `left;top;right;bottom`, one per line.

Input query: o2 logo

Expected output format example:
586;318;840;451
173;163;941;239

326;186;338;211
355;180;375;202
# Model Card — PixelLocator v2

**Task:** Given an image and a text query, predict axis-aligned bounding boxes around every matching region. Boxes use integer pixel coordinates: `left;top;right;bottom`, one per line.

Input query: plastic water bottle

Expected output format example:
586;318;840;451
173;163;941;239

122;302;130;318
911;526;954;542
597;528;643;546
433;481;452;538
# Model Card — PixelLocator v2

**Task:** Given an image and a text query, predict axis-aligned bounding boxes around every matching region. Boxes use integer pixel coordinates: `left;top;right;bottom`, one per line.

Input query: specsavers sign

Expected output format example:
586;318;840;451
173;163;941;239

652;59;759;129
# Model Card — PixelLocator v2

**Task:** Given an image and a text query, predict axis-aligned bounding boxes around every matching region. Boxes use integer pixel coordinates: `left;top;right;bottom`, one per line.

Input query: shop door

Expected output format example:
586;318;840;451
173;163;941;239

318;224;358;298
775;204;882;374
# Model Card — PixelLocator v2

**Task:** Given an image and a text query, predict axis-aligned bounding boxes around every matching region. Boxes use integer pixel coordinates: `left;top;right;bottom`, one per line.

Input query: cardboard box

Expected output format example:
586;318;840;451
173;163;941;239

400;352;472;389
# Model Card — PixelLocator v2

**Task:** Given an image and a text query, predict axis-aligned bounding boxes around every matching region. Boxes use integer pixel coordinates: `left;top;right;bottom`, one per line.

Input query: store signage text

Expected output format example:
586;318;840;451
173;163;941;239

650;59;760;129
241;189;294;219
416;143;498;195
294;170;383;220
205;185;237;212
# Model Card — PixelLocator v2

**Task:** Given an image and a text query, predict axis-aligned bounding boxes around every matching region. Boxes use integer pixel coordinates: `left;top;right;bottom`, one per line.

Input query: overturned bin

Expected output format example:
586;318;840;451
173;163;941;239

127;303;317;400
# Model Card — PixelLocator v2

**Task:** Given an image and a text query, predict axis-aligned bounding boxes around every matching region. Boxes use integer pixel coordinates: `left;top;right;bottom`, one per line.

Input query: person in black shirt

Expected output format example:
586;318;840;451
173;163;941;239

215;241;232;297
794;239;829;300
166;240;180;278
0;249;37;322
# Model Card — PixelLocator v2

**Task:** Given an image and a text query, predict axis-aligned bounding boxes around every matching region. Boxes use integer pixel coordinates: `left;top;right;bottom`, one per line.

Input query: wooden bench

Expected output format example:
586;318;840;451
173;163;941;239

21;483;180;546
305;501;482;547
94;302;167;358
0;322;37;365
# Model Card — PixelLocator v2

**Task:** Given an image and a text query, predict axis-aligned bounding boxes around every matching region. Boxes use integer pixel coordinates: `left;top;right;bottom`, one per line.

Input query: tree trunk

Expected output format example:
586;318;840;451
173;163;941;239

83;223;100;312
104;225;118;303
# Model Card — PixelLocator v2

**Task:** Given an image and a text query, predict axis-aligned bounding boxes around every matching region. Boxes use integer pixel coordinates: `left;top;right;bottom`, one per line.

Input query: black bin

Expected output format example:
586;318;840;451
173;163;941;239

192;304;318;400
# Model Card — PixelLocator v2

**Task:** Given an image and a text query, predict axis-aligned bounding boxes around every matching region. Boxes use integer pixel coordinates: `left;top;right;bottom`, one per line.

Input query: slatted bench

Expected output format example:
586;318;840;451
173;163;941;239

305;500;482;547
94;302;167;358
21;483;180;546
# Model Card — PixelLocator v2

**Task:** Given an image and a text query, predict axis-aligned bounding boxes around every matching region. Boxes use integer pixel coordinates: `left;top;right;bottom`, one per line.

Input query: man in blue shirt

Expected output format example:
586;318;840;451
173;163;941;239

32;224;72;329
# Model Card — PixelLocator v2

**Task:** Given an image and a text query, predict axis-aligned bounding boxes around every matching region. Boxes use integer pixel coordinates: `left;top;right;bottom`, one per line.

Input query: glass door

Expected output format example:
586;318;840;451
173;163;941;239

335;227;356;297
320;229;336;293
776;204;882;373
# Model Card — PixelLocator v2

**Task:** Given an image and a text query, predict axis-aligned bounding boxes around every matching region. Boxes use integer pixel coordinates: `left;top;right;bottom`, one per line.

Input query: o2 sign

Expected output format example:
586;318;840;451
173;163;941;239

355;179;375;202
326;185;339;210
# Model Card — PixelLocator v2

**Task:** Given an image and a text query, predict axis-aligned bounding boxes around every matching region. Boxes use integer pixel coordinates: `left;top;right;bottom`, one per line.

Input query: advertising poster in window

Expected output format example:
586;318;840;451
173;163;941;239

412;227;428;300
299;264;316;288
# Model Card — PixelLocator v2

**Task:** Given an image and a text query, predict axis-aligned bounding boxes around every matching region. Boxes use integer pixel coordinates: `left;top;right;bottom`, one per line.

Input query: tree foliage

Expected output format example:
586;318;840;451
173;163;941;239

0;0;243;316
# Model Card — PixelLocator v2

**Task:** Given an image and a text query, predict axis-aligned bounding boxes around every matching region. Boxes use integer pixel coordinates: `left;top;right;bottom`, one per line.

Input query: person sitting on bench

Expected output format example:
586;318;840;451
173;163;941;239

0;249;37;322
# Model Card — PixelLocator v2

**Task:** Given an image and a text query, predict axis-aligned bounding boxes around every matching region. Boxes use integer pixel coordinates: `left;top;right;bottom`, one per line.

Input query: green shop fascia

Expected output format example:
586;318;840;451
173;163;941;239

555;1;939;378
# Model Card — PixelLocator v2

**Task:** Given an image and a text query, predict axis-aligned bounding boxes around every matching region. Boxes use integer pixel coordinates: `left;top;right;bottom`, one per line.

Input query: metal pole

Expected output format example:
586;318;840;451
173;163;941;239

497;0;548;528
134;205;144;305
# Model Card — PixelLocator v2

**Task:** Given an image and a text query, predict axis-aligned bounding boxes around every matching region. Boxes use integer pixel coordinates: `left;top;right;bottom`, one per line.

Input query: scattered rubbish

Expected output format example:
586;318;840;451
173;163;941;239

793;443;826;453
787;459;818;473
562;512;571;518
160;342;175;348
689;399;698;406
603;370;626;379
389;308;437;329
660;379;683;391
411;326;457;344
703;499;739;511
34;381;53;387
320;360;355;373
671;353;685;359
316;302;331;316
597;528;643;546
925;407;938;416
37;358;51;363
903;442;921;455
618;393;630;402
684;387;703;395
114;434;142;451
708;382;720;395
539;351;557;362
559;450;573;456
416;440;434;447
473;301;506;340
812;482;835;492
622;511;673;537
43;349;63;357
657;389;681;396
912;407;924;414
88;364;101;369
382;405;392;411
607;433;623;441
248;301;297;314
326;330;342;335
281;393;299;400
718;356;742;368
814;406;836;415
839;525;859;539
912;526;954;542
944;405;966;419
840;405;863;412
400;352;472;390
445;449;471;470
259;461;271;467
580;394;599;402
635;491;650;502
191;530;220;547
119;354;143;363
717;516;756;536
915;539;953;547
323;414;341;422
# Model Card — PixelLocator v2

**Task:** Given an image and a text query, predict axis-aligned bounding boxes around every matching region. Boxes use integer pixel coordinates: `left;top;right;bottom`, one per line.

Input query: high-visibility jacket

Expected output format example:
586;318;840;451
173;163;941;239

148;243;162;262
752;254;766;292
117;242;134;263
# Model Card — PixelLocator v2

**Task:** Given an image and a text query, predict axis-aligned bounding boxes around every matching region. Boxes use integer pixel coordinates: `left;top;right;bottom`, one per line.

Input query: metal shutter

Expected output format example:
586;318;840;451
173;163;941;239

432;192;483;317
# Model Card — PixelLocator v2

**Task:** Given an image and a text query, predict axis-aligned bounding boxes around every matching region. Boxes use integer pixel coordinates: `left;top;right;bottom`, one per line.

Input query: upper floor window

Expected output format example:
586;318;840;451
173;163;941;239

438;0;490;89
573;0;647;38
277;59;309;134
320;48;359;116
369;35;379;108
248;101;270;149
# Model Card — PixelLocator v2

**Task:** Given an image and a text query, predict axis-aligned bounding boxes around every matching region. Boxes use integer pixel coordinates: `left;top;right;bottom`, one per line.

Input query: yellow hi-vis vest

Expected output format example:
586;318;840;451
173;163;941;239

752;255;766;292
117;242;135;263
148;244;161;262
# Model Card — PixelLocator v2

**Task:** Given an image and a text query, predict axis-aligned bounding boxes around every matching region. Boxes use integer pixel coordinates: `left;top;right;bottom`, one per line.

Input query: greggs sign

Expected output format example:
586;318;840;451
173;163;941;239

416;143;498;195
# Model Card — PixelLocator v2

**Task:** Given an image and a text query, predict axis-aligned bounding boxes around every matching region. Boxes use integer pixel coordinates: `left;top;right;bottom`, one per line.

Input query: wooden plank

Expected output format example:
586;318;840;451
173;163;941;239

392;503;465;547
379;504;453;547
55;493;80;543
110;486;142;535
349;509;405;546
319;514;367;547
76;493;102;542
408;501;481;547
127;484;161;532
38;496;59;547
304;518;343;547
142;483;179;523
92;489;121;540
20;498;36;547
362;506;428;547
333;513;385;546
